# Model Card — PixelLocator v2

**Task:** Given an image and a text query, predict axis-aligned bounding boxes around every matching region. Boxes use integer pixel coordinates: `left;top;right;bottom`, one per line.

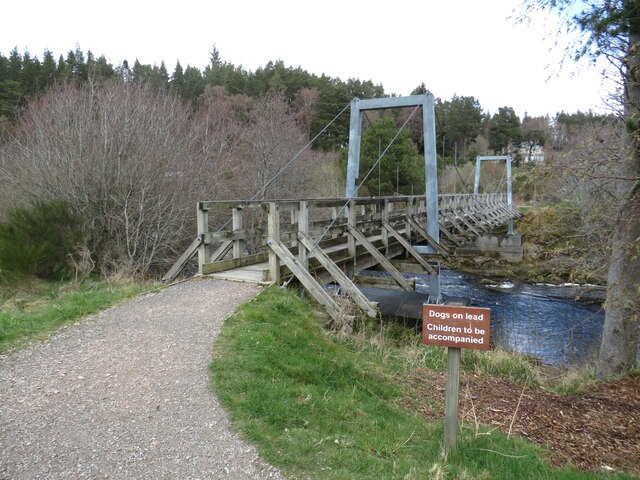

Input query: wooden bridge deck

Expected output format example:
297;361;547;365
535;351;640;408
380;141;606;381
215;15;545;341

165;194;521;321
207;232;389;285
209;262;270;284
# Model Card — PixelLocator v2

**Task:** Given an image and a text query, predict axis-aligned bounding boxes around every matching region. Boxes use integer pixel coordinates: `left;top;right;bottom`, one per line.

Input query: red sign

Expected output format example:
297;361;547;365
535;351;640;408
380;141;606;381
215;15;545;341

422;305;491;350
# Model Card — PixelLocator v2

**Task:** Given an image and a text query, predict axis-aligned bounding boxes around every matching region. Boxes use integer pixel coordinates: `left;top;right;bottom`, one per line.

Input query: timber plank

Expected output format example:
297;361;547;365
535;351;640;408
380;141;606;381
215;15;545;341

382;221;437;275
298;232;377;318
347;225;413;292
202;252;269;274
267;238;344;322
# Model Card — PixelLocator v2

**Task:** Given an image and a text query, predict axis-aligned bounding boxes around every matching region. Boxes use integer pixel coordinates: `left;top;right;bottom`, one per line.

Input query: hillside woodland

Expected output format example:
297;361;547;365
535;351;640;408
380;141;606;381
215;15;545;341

0;47;617;279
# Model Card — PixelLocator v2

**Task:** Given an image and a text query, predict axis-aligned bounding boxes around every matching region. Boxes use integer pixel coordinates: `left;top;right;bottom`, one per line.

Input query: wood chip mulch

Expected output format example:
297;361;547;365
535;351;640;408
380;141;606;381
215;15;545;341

406;370;640;475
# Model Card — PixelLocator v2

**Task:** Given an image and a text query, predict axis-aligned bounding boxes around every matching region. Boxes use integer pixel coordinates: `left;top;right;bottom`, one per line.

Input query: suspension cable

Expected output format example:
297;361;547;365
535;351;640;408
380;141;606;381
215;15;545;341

252;99;354;201
214;98;354;232
282;104;422;287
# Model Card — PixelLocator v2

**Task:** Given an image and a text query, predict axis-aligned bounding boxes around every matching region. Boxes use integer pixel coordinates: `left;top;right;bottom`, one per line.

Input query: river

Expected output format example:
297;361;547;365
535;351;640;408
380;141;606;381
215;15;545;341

415;269;605;366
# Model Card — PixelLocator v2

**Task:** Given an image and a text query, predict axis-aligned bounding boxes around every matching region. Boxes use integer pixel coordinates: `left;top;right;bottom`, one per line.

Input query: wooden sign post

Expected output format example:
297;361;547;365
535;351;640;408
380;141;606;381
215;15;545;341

422;304;490;455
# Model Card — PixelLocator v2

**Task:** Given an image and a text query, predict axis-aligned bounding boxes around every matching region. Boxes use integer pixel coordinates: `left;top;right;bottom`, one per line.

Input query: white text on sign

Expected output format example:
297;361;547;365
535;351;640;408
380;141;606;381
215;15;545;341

422;305;491;351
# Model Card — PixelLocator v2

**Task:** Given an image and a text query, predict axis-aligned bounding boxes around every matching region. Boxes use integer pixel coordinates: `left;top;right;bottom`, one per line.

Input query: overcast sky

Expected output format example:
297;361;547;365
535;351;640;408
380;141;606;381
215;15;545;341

2;0;615;118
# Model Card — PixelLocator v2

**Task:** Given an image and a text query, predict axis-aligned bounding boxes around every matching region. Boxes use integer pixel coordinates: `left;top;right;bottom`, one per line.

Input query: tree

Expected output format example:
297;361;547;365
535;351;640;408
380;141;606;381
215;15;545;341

0;80;22;119
309;81;352;151
235;92;320;199
521;115;548;163
292;87;320;134
191;86;247;199
7;48;22;81
488;106;522;158
358;117;424;196
92;55;115;81
65;47;88;82
20;51;41;96
437;95;484;161
0;80;204;277
182;65;204;104
552;110;610;151
527;0;640;375
170;61;184;96
40;49;57;89
411;83;428;95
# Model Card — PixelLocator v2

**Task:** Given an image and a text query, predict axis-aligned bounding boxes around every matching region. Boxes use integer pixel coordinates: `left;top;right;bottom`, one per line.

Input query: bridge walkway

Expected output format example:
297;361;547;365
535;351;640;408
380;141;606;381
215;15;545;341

164;194;520;322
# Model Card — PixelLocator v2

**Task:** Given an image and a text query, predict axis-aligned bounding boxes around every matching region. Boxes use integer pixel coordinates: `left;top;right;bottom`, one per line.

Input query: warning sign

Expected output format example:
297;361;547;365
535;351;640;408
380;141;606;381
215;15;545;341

422;305;490;350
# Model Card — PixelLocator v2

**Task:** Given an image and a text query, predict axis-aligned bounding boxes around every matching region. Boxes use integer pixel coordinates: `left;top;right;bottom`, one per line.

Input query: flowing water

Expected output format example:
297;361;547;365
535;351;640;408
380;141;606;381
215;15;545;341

415;269;605;366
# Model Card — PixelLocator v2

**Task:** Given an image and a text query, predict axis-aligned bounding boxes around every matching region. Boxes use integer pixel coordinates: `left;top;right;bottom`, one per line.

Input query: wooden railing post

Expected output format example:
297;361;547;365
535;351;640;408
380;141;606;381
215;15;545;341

331;207;338;238
197;202;209;275
406;196;415;243
382;199;390;256
298;201;309;269
290;206;299;248
232;206;243;259
267;202;281;284
347;199;357;278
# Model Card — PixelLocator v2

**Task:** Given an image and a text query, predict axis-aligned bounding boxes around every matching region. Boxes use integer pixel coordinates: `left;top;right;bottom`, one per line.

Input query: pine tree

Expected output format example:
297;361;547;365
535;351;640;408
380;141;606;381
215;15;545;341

41;49;57;89
171;61;184;96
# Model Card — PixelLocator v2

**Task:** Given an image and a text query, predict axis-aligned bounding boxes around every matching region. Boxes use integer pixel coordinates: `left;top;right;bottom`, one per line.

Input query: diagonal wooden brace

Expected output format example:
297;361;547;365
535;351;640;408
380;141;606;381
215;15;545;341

297;232;377;318
266;238;344;322
162;236;203;283
409;216;452;261
382;221;438;275
346;225;413;292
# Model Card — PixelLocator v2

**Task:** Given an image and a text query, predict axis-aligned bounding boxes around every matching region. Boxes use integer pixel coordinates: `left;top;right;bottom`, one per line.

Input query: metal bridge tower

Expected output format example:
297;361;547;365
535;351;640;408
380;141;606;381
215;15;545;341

474;155;514;235
345;94;440;302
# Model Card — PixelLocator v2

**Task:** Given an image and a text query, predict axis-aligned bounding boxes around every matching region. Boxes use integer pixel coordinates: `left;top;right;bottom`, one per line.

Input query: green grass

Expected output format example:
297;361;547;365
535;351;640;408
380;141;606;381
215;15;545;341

339;318;543;387
211;287;630;479
0;279;155;353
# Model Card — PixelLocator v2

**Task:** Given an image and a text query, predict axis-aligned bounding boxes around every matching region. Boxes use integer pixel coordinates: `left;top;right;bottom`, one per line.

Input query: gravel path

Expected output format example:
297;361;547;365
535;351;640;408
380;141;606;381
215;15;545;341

0;279;285;479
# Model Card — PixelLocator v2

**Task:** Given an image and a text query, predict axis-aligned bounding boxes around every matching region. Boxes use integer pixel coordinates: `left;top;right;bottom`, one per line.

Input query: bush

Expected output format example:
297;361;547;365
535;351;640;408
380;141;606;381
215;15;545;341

0;200;81;279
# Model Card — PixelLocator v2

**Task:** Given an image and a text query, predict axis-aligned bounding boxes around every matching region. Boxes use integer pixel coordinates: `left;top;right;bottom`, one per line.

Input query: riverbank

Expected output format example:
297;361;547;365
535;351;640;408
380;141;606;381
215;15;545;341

211;286;637;479
449;205;608;292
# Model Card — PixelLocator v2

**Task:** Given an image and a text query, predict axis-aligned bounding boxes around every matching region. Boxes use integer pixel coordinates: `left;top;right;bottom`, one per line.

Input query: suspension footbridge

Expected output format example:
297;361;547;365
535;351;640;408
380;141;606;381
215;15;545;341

164;94;522;322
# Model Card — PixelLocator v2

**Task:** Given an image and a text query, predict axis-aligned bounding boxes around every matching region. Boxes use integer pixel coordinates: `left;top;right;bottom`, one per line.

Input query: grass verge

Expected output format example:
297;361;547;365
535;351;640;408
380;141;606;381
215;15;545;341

211;287;628;479
0;278;155;353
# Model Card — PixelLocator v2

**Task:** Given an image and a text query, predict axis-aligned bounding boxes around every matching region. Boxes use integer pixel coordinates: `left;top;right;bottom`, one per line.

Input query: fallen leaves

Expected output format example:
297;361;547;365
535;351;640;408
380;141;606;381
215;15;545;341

407;370;640;475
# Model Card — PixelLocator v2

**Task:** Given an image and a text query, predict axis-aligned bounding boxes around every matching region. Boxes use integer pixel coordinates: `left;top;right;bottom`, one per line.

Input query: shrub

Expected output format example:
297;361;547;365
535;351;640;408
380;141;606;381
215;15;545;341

0;200;81;279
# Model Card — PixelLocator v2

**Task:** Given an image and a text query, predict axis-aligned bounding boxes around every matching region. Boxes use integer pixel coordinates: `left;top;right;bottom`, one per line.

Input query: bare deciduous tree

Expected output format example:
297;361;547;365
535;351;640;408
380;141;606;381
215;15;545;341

235;92;321;200
0;80;204;276
0;81;344;278
542;118;624;279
